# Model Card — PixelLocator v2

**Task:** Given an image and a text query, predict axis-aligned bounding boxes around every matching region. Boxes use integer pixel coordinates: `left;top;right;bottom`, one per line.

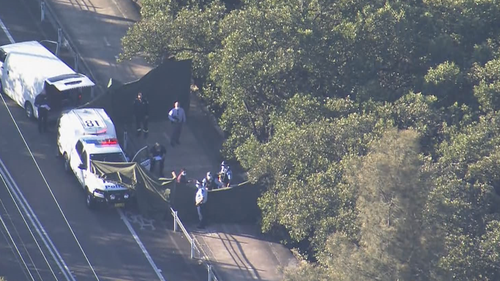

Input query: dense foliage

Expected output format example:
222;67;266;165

121;0;500;279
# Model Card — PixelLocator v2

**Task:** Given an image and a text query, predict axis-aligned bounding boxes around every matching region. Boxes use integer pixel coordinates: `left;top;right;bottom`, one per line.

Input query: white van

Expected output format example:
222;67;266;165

0;41;94;120
57;108;135;209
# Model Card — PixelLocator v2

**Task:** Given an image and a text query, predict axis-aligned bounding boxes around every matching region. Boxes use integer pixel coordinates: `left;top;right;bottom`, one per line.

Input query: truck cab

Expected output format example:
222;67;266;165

57;108;134;209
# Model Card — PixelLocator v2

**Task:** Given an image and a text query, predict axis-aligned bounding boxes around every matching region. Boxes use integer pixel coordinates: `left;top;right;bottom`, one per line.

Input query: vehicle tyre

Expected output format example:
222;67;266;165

63;153;71;174
25;102;34;119
86;187;95;210
0;80;3;94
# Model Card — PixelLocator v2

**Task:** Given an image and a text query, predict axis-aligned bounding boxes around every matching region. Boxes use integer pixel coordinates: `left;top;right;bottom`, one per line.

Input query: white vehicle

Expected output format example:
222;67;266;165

0;41;94;119
57;108;135;209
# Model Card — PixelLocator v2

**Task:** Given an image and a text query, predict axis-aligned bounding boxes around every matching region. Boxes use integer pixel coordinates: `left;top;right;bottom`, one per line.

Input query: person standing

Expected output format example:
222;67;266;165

34;90;50;134
134;92;149;137
218;161;233;188
168;101;186;146
172;168;188;184
149;142;167;177
195;181;208;229
202;172;218;191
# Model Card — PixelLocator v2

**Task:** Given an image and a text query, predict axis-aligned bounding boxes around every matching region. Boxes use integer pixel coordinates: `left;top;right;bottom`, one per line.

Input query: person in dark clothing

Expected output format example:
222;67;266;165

149;142;166;177
134;92;149;137
34;91;50;134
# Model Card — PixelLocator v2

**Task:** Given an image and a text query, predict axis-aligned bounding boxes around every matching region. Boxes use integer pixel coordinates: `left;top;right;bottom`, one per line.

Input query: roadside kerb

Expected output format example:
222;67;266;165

124;128;222;281
32;2;225;280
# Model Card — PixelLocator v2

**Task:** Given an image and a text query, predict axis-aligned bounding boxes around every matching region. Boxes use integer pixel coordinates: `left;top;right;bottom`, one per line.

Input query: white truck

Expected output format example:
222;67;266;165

0;41;94;120
56;108;135;209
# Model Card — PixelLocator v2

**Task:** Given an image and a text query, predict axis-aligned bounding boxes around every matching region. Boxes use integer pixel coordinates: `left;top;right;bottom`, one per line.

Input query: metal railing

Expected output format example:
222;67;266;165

171;208;220;281
36;0;101;98
34;1;221;279
125;131;219;280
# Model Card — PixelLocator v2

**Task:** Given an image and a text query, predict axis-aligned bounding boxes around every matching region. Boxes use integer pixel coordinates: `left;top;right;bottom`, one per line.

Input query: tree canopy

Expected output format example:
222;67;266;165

121;0;500;279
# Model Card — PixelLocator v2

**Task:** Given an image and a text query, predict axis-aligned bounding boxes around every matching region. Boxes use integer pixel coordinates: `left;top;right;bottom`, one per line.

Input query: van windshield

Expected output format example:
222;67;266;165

90;152;126;163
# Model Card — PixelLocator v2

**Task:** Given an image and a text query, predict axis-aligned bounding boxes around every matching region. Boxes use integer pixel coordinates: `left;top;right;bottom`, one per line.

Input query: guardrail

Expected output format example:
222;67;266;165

35;0;101;98
124;131;220;280
34;1;222;279
171;208;220;281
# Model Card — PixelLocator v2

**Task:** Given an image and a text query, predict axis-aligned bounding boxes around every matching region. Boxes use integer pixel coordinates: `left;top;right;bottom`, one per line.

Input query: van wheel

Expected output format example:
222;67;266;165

63;153;71;174
25;102;34;119
86;187;95;209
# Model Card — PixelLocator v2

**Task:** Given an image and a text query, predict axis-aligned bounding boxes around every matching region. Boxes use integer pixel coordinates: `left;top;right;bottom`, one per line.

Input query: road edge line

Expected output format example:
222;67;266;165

118;208;166;281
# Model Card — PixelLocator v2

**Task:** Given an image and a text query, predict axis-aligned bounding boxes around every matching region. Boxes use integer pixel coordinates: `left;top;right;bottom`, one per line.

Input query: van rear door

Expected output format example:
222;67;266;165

45;73;95;113
46;73;94;91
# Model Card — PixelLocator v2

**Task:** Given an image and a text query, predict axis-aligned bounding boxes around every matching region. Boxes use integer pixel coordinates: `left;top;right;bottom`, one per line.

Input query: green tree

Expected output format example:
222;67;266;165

238;111;384;249
309;129;438;281
121;0;500;277
282;260;328;281
471;58;500;112
211;0;349;152
424;61;463;105
426;110;500;280
121;0;226;79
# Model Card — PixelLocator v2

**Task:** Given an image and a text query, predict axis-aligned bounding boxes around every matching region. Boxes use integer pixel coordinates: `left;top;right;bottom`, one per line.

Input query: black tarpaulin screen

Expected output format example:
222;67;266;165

91;160;172;217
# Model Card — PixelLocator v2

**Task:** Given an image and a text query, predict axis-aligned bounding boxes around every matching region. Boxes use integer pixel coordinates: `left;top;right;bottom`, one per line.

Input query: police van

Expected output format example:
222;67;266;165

0;41;94;120
57;108;135;209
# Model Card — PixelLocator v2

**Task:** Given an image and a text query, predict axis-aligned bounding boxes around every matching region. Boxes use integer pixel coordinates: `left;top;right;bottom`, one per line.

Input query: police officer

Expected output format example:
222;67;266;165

195;181;208;229
34;90;50;134
134;92;149;137
202;172;218;191
149;142;166;177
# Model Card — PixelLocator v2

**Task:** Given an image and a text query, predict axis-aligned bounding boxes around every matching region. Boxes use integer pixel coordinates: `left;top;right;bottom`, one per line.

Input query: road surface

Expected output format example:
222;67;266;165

0;0;205;280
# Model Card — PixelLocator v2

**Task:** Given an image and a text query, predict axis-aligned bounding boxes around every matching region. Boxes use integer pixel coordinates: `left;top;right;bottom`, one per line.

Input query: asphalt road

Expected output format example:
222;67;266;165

0;171;66;281
0;0;205;280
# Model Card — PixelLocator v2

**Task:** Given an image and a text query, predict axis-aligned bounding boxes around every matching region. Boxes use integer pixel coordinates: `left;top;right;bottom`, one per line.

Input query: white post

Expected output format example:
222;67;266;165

56;28;62;56
190;239;195;259
173;211;178;232
207;265;212;281
74;55;79;72
41;1;45;22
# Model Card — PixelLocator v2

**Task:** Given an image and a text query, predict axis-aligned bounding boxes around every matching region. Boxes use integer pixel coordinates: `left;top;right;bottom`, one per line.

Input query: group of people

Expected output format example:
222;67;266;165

134;92;186;147
170;161;233;229
135;92;235;229
193;161;233;228
134;91;186;178
200;161;233;190
35;89;218;229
